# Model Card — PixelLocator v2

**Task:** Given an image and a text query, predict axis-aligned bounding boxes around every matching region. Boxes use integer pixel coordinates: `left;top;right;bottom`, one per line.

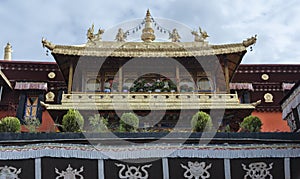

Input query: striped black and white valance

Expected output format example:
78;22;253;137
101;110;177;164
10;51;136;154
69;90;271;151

14;82;47;90
230;83;254;91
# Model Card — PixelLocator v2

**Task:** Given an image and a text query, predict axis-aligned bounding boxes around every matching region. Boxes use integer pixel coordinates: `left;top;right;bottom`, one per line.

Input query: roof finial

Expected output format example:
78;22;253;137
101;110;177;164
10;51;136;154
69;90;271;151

4;43;12;61
141;9;155;42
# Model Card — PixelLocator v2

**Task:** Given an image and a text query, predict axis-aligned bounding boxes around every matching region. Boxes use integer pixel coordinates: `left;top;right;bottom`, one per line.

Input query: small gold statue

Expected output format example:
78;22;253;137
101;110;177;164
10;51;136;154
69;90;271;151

87;24;104;43
115;28;127;42
169;28;181;42
191;27;209;42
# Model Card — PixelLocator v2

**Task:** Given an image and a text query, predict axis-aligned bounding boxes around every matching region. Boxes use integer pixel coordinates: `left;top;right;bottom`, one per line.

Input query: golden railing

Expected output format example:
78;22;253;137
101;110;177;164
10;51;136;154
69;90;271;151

45;92;254;110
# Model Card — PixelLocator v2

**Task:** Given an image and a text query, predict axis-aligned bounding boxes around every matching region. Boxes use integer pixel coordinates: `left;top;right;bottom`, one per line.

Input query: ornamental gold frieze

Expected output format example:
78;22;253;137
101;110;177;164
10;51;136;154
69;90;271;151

46;103;255;110
61;93;240;103
46;93;255;110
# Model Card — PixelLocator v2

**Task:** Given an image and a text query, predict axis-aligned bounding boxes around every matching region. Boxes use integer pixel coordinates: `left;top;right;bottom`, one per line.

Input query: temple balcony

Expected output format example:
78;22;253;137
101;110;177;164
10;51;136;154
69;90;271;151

45;92;255;110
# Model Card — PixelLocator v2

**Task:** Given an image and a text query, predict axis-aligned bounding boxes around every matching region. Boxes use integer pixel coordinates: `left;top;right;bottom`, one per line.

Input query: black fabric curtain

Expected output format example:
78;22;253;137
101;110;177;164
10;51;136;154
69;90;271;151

57;90;63;104
292;107;300;129
36;93;44;123
16;93;26;124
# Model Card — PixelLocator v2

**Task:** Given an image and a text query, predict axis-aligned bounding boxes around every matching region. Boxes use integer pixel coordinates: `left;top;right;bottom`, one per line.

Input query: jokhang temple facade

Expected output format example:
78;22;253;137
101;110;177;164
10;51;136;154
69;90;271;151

41;10;258;132
0;10;300;179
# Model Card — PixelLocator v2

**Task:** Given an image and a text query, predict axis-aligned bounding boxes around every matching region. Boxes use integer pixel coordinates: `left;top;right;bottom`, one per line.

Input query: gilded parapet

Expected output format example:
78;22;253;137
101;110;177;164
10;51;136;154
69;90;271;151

44;92;256;110
42;38;56;50
243;35;257;47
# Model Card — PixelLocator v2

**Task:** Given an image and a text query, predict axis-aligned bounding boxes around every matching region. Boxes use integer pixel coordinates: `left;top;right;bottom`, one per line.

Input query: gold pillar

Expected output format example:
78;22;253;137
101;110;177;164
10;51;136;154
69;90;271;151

224;59;230;93
100;72;104;92
118;66;123;92
68;62;74;94
176;65;180;91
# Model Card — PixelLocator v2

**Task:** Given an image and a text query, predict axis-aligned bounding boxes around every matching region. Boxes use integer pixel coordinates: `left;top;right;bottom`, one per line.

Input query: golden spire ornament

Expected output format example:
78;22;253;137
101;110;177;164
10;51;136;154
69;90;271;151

141;9;156;42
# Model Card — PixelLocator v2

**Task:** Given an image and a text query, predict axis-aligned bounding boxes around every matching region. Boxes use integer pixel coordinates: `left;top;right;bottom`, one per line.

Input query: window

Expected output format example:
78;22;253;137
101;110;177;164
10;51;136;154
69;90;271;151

86;78;101;92
123;78;135;89
179;79;194;92
16;93;43;124
198;78;212;91
240;91;250;103
24;96;38;119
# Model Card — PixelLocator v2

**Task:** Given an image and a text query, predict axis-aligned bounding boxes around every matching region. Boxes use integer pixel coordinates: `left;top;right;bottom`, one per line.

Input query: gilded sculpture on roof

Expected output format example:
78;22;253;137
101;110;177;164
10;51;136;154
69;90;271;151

42;38;55;50
141;9;156;42
87;24;104;44
41;9;258;56
169;28;181;42
191;27;209;42
242;34;257;47
115;28;127;42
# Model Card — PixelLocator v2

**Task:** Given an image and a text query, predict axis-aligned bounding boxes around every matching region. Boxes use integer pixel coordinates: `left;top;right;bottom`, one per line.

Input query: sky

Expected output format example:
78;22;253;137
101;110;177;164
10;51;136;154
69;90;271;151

0;0;299;64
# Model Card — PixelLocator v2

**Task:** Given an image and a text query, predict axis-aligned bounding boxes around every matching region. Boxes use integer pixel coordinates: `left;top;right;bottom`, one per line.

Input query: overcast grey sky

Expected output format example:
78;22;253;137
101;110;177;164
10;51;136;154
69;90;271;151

0;0;299;64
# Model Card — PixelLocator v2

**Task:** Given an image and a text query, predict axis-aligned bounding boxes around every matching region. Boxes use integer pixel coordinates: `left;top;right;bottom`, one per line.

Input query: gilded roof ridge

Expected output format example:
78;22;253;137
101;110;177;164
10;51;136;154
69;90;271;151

43;36;256;49
41;35;257;58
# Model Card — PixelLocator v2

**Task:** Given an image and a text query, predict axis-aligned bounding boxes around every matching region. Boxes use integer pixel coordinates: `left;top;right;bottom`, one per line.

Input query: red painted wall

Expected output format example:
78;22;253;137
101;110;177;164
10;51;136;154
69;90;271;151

21;111;58;132
252;111;290;132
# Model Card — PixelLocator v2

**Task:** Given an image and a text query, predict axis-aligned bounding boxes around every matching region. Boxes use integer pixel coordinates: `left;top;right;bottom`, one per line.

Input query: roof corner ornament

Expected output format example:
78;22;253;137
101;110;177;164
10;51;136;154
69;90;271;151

191;27;209;42
115;28;127;42
40;101;49;108
42;38;55;50
243;34;257;47
87;24;104;44
141;9;156;42
251;100;261;107
169;28;181;42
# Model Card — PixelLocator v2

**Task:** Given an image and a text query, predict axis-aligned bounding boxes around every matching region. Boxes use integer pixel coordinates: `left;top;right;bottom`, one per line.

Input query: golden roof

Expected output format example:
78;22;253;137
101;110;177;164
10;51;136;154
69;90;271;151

41;36;256;86
41;9;257;86
42;38;256;58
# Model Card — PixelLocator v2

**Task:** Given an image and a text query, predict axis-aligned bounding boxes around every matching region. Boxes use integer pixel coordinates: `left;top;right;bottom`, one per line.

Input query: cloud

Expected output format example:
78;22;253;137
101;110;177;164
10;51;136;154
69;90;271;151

0;0;299;64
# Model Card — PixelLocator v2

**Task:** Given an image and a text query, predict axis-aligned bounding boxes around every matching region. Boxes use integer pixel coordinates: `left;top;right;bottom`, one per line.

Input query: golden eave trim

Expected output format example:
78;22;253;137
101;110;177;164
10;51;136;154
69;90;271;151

47;43;247;58
0;70;12;89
